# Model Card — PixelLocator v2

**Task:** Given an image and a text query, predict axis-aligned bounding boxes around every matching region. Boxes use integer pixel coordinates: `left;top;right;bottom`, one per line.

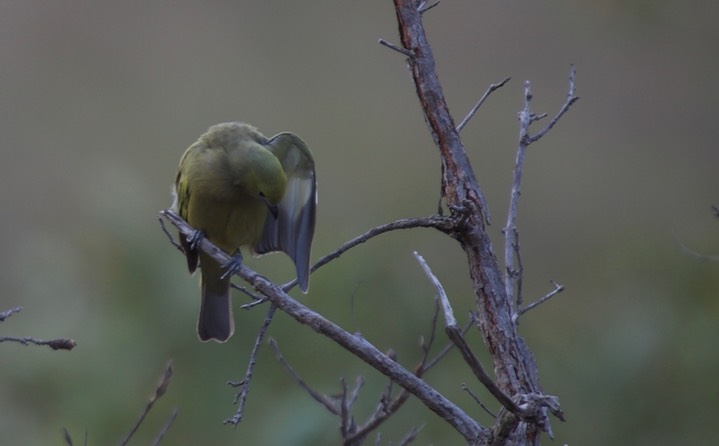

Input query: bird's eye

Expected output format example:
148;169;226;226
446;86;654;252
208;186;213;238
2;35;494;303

258;192;266;198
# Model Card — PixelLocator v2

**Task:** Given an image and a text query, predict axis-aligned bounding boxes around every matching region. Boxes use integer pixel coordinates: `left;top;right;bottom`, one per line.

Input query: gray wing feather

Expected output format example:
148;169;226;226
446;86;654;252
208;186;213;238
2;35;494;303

255;133;317;292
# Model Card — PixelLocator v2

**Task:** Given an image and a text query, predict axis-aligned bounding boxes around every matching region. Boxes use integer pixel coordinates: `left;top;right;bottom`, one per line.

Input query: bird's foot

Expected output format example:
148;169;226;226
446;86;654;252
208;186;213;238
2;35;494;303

186;229;205;251
221;252;244;280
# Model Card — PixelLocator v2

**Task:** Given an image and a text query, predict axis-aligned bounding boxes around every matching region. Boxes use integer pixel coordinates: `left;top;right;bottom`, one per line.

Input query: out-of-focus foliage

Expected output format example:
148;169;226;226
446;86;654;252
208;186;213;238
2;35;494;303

0;1;717;445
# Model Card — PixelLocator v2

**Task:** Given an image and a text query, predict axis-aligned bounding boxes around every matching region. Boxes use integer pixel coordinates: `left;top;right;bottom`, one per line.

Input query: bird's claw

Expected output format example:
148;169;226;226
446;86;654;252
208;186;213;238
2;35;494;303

221;252;244;280
187;229;205;251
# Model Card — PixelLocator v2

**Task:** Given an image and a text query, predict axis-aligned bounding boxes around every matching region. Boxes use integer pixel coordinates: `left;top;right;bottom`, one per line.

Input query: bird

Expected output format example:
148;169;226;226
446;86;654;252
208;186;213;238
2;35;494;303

172;122;316;342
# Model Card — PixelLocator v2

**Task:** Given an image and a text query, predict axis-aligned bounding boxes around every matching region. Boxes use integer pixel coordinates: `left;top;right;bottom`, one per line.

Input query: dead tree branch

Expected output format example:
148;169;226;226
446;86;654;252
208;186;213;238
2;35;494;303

160;209;485;441
392;0;572;441
0;306;76;351
504;67;578;313
118;360;175;446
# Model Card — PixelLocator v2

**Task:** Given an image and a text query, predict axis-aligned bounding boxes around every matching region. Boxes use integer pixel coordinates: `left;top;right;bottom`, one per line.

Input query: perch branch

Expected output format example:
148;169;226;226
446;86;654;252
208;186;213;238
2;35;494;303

160;209;485;442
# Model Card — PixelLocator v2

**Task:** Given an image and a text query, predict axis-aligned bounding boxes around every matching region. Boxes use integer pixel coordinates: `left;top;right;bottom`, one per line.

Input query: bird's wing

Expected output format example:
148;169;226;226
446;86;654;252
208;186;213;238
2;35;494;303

255;132;317;292
174;151;199;274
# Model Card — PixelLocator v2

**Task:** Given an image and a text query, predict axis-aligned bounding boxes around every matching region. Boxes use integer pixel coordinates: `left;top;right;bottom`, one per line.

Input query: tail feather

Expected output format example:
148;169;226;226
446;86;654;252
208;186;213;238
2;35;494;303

197;257;234;342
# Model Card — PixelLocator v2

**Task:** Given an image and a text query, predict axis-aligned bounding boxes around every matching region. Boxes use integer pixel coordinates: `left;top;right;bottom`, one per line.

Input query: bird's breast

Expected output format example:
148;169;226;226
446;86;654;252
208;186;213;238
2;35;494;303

186;188;268;254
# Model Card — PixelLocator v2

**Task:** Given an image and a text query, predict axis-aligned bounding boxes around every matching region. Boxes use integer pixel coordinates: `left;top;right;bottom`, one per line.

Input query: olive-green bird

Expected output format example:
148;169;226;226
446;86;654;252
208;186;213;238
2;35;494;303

173;122;317;342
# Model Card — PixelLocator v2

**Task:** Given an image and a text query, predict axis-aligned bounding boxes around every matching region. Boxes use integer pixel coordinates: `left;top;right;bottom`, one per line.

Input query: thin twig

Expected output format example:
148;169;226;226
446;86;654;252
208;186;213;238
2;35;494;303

268;337;339;414
158;216;183;252
0;336;76;351
513;230;524;311
673;229;719;261
61;428;73;446
151;407;179;446
118;360;174;446
505;65;579;311
340;378;357;439
516;281;565;320
456;77;511;133
422;317;472;371
414;251;524;416
0;306;23;322
225;305;277;426
378;38;413;57
347;300;444;443
0;308;72;352
397;423;425;445
417;0;440;14
277;213;460;292
461;383;497;418
413;252;456;326
527;65;580;144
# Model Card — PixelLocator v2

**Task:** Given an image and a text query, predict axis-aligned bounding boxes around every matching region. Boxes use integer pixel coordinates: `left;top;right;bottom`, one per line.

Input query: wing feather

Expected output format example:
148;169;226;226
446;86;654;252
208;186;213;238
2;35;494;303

255;133;317;292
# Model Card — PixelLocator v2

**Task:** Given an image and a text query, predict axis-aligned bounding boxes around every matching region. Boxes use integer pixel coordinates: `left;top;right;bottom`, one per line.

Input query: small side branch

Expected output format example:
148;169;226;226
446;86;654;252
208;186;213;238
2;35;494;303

225;305;277;426
0;306;23;322
504;65;579;310
514;281;565;322
268;337;341;414
378;38;413;57
414;252;523;416
525;65;580;145
0;336;76;351
456;77;512;133
118;360;175;446
0;307;76;350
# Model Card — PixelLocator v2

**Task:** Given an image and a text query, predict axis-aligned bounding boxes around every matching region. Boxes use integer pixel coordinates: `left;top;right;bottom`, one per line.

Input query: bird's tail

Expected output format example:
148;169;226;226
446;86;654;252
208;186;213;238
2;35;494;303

197;255;234;342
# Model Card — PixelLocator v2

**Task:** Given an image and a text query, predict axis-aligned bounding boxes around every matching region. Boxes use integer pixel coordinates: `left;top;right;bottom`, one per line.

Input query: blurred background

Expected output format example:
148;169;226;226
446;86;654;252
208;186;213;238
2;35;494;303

1;1;717;444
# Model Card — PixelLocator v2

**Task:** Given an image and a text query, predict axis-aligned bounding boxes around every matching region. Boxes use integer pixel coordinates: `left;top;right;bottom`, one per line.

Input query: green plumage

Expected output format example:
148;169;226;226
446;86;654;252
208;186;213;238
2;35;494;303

173;122;317;342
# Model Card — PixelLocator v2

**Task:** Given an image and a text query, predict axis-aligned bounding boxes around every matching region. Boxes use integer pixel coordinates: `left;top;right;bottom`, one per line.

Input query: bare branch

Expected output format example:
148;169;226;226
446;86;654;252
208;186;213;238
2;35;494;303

158;216;183;252
160;208;485;441
456;77;511;133
515;281;565;321
61;427;74;446
0;335;76;351
413;252;456;326
417;0;440;14
152;407;179;446
225;305;277;426
414;252;523;417
278;212;461;292
505;65;578;311
396;423;425;445
673;229;719;262
378;38;413;57
268;337;339;414
527;65;580;144
118;360;174;446
0;307;75;350
461;383;497;418
0;306;23;322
